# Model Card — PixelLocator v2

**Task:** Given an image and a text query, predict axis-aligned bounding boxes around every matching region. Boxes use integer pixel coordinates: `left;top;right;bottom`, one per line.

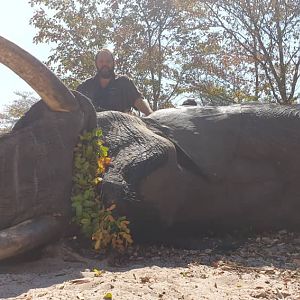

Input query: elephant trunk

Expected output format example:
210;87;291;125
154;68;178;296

0;216;65;261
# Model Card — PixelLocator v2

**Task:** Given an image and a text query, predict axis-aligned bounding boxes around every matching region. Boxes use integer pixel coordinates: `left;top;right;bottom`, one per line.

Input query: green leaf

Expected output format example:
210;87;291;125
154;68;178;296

75;204;82;217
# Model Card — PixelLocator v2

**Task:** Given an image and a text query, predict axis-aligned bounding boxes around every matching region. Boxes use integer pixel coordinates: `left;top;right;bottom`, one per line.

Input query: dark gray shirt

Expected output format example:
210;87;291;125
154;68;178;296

77;74;143;112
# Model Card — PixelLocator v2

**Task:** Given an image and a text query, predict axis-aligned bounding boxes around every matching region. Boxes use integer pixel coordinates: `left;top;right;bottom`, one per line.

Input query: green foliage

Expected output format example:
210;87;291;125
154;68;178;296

29;0;223;107
29;0;111;88
71;128;133;252
205;0;300;104
28;0;300;105
103;0;206;110
92;204;133;252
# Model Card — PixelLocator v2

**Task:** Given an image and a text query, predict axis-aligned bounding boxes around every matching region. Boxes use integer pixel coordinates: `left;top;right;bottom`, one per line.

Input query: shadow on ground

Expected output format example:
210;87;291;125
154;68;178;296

0;230;299;298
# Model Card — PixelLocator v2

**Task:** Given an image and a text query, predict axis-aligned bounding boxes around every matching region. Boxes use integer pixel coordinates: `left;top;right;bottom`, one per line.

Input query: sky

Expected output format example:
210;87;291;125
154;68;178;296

0;1;50;110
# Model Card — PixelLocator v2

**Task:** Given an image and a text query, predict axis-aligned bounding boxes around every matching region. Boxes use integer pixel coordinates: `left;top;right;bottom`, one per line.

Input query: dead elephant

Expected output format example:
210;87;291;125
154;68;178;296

0;36;299;261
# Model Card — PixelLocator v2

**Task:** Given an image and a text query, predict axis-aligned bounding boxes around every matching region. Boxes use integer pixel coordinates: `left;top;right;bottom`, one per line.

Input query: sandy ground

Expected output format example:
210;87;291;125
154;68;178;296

0;231;299;300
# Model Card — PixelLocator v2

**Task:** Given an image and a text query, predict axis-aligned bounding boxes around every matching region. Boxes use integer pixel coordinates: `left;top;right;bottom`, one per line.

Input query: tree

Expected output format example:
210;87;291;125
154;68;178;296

205;0;300;104
102;0;207;110
0;92;38;134
32;0;287;107
29;0;111;89
153;0;254;106
29;0;223;109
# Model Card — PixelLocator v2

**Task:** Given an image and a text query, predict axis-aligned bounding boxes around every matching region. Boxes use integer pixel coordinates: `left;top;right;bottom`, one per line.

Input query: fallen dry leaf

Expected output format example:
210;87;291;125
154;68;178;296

69;279;91;285
140;276;151;283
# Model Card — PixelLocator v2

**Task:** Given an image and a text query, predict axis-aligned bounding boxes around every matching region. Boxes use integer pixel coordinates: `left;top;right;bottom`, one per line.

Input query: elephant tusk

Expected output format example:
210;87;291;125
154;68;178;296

0;35;78;112
0;216;65;261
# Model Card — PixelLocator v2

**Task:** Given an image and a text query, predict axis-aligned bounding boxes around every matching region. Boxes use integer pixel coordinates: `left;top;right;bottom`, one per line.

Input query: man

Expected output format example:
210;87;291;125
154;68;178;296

77;49;153;116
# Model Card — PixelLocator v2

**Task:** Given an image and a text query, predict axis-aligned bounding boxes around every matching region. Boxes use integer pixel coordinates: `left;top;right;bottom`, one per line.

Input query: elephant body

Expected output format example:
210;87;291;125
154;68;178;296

0;35;299;260
98;105;300;239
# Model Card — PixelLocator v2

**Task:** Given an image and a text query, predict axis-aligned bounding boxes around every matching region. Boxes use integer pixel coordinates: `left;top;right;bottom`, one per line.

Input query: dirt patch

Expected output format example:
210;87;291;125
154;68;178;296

0;231;299;299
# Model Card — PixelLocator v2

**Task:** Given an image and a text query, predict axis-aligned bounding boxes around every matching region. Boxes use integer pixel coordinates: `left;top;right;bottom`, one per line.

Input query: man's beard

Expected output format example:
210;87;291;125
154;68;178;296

98;67;114;79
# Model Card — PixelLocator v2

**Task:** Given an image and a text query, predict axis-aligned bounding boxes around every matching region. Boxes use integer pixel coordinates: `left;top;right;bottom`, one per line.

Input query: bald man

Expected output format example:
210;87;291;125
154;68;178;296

77;49;153;116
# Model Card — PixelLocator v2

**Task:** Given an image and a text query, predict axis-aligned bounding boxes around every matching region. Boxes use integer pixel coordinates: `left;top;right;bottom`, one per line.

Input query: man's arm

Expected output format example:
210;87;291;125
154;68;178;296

134;97;153;116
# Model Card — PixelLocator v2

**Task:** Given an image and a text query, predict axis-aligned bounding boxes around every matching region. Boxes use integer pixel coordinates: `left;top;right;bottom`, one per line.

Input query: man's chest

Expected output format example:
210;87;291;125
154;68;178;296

97;85;118;98
94;84;124;110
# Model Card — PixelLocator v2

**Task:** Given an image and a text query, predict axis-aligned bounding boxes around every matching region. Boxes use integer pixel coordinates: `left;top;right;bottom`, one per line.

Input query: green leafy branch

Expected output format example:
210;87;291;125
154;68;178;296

71;128;133;252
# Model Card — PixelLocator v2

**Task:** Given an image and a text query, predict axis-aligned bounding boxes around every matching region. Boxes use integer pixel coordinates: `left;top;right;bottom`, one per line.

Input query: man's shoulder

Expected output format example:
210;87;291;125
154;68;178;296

77;76;97;90
115;74;132;83
114;74;136;88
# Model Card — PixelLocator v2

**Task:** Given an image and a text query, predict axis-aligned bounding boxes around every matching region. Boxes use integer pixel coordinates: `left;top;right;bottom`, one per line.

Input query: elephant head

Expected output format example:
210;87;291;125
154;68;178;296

0;36;97;260
98;105;300;240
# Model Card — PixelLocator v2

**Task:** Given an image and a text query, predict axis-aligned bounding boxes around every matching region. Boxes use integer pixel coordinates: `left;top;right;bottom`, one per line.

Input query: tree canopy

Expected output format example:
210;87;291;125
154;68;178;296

25;0;300;107
206;0;300;104
0;92;38;134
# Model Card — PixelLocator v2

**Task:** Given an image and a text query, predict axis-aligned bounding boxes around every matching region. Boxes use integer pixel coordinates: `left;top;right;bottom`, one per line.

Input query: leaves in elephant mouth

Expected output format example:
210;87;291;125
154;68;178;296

92;205;133;252
71;128;133;252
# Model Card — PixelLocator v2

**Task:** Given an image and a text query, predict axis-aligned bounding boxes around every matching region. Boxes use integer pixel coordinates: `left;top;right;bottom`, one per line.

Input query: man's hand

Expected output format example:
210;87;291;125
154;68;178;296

134;98;153;116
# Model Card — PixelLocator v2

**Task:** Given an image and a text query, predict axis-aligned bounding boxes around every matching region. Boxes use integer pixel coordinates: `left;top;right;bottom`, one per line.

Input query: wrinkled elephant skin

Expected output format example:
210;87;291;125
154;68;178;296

0;35;299;260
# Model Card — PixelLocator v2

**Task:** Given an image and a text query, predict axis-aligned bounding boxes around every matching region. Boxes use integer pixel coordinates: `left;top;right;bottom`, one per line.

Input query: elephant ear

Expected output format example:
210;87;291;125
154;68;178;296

0;35;78;112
